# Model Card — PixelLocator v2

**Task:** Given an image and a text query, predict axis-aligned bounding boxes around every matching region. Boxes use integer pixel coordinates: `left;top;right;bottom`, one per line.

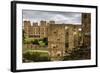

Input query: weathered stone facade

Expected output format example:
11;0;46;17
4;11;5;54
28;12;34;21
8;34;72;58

24;21;31;38
65;25;82;53
82;13;91;48
40;21;48;38
48;24;65;60
24;21;48;39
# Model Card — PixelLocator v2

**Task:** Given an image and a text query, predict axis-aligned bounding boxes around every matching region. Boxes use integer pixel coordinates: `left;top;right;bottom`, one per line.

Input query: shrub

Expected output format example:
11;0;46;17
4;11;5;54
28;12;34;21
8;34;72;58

38;41;45;46
43;38;48;45
24;38;34;44
31;39;39;45
23;52;33;61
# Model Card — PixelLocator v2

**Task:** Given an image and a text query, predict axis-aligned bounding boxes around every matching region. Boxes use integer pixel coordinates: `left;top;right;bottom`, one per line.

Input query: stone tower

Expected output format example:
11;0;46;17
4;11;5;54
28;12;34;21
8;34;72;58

40;21;48;38
31;22;40;38
48;24;65;61
65;25;82;54
82;13;91;48
24;21;31;38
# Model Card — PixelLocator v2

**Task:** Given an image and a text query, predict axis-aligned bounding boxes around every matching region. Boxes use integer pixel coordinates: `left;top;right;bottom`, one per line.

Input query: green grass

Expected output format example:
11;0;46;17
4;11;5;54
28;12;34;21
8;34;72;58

23;50;50;62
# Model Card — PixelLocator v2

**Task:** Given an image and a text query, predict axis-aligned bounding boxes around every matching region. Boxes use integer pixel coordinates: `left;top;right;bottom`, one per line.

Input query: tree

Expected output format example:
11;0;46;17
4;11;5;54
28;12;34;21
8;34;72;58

38;41;45;46
43;38;48;45
31;39;39;45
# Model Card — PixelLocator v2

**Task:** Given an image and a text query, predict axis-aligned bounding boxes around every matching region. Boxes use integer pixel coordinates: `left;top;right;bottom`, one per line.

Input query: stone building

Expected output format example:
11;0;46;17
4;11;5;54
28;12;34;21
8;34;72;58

24;20;48;39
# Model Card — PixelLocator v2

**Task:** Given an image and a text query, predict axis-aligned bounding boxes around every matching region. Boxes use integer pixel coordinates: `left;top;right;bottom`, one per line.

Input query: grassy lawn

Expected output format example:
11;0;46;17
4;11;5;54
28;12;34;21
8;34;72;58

23;49;50;63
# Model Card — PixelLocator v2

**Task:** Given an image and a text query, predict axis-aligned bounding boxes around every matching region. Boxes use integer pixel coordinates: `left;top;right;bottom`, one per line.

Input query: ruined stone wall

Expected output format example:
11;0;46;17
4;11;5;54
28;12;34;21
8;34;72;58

65;25;82;53
48;24;65;60
82;13;91;48
68;26;74;52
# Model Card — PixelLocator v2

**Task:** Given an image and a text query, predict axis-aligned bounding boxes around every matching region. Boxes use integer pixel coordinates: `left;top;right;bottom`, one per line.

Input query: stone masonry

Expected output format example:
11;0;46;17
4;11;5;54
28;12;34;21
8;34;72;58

48;24;65;61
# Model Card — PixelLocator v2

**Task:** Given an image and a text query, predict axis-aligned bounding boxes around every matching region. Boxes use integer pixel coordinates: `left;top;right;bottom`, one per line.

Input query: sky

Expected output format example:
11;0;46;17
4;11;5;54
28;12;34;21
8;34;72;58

23;10;81;25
